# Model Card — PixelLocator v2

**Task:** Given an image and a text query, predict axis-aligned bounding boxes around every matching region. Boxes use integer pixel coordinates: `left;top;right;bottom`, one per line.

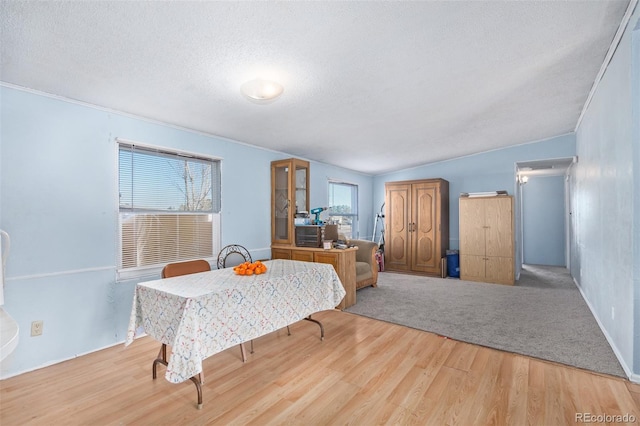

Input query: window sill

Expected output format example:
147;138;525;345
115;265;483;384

116;266;162;283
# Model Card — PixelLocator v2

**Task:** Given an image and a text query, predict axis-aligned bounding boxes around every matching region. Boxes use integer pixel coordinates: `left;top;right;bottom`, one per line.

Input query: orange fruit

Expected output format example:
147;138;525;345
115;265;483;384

233;261;267;275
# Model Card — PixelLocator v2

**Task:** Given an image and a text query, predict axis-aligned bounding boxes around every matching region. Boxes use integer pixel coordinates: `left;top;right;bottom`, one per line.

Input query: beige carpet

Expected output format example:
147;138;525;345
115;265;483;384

346;265;625;377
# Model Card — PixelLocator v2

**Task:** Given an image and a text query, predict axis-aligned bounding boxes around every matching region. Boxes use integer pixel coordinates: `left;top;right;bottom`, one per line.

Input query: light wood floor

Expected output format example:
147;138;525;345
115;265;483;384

1;310;639;425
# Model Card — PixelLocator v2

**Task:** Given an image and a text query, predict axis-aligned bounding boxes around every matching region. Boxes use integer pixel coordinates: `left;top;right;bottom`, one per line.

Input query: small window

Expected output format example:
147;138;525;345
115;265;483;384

327;180;358;239
117;141;221;280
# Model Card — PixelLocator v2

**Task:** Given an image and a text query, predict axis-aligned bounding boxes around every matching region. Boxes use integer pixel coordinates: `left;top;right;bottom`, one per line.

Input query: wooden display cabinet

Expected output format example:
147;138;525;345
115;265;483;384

270;158;356;309
271;158;310;245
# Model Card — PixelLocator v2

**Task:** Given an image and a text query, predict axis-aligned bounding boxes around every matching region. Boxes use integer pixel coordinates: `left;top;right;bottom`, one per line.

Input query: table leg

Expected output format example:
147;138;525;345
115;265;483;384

189;375;203;409
152;343;168;379
304;315;324;341
152;343;204;409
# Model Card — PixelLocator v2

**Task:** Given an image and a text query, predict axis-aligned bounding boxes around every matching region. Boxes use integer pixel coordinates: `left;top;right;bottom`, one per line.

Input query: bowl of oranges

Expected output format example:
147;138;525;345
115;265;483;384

233;261;267;276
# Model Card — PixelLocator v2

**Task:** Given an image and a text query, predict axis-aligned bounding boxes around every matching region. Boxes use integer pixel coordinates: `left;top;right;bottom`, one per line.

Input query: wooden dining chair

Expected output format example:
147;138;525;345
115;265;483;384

160;259;250;363
161;259;211;278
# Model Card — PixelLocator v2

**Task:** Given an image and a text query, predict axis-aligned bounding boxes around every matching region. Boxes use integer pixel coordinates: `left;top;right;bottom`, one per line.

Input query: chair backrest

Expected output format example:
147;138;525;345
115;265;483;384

161;259;211;278
217;244;252;269
349;239;379;263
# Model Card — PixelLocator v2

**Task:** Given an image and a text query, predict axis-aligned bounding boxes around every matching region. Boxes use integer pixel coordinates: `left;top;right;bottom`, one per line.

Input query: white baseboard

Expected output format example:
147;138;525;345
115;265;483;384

573;277;636;383
0;339;127;381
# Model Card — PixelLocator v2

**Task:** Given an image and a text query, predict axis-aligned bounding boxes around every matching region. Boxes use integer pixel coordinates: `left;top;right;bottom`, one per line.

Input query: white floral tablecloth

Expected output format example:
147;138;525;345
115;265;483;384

125;259;345;383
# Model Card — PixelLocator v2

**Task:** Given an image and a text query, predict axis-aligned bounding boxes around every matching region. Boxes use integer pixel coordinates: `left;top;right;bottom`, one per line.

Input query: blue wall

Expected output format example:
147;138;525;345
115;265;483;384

571;9;639;380
0;86;372;377
372;134;576;256
634;15;640;386
522;175;566;266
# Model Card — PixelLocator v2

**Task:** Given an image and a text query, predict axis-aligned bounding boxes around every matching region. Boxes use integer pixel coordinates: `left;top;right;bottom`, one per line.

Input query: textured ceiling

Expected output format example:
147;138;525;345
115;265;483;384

0;1;630;175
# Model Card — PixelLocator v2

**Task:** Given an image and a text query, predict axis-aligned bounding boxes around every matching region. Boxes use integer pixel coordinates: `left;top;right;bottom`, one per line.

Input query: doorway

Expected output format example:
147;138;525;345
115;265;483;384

515;157;576;273
522;175;565;265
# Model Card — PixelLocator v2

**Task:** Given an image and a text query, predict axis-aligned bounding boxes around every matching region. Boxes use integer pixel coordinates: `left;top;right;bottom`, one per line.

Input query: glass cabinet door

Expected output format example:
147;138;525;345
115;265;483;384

272;162;290;242
271;158;309;245
294;161;308;217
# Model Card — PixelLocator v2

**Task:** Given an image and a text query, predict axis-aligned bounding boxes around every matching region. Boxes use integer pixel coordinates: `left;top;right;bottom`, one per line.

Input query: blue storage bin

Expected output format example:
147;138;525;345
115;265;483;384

446;250;459;278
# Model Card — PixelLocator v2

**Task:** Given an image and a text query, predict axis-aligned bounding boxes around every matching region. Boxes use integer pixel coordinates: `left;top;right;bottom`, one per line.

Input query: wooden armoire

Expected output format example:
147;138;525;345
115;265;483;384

384;179;449;276
459;195;514;285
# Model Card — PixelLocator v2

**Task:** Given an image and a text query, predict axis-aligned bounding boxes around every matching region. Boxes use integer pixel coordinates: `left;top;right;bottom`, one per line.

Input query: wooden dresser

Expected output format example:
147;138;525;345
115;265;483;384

271;244;357;309
459;195;514;285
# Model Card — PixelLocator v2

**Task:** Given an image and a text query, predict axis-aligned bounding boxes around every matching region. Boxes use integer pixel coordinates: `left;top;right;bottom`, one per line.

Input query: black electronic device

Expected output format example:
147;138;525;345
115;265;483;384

295;225;324;247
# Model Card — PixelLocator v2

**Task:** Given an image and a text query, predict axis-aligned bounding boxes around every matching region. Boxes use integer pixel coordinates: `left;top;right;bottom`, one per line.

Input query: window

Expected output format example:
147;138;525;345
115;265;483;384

117;141;221;280
327;180;358;239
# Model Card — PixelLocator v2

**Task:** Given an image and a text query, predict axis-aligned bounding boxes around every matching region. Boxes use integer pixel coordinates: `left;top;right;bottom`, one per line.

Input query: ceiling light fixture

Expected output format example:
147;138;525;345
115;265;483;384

240;79;284;104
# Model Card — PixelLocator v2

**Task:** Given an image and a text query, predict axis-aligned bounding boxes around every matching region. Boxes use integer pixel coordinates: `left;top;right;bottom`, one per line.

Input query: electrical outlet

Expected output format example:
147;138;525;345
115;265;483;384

31;320;43;337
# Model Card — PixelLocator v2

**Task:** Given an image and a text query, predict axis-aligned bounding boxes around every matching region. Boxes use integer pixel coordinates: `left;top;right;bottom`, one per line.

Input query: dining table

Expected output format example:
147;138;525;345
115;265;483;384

125;259;346;408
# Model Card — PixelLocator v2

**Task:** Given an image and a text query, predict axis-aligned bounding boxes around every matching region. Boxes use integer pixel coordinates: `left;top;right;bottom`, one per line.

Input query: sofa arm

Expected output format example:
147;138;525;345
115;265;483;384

369;243;378;284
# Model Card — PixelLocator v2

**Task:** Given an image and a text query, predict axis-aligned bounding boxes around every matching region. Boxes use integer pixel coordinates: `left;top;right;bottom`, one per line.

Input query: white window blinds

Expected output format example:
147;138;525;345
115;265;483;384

118;142;221;279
